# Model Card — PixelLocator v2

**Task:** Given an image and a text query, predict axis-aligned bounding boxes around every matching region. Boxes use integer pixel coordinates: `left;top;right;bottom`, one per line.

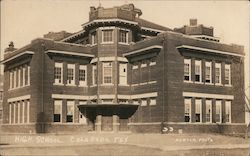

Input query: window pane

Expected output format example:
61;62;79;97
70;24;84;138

103;30;113;42
103;62;112;84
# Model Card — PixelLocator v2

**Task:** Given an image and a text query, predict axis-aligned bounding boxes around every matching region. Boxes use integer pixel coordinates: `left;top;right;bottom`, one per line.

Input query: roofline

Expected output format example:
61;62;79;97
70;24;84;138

141;26;165;33
82;18;139;28
45;50;94;58
60;30;85;42
1;51;34;64
176;45;244;57
123;45;163;57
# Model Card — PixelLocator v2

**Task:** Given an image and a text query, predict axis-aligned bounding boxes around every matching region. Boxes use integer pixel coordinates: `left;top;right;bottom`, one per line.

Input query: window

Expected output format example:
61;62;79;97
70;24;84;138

102;29;113;43
184;59;191;81
103;62;112;84
0;91;3;102
102;99;113;104
27;66;30;85
119;29;128;44
22;101;25;123
225;101;231;123
27;100;30;123
10;71;13;89
133;100;139;105
215;100;222;123
132;64;138;69
9;104;12;124
22;67;26;87
13;70;17;88
79;65;87;86
13;103;16;124
149;98;156;106
67;101;74;123
205;62;212;83
92;65;97;85
17;102;20;124
54;62;63;84
119;63;127;85
149;61;156;66
141;99;147;106
225;64;231;85
141;62;147;68
118;99;128;104
54;100;62;122
205;100;212;123
91;31;97;45
195;60;202;82
215;63;221;84
17;68;21;87
184;98;191;122
195;99;202;122
67;64;75;85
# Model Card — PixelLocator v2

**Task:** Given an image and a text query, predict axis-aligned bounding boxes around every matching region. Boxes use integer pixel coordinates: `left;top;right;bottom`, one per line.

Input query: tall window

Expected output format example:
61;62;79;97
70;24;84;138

184;98;191;122
205;62;212;83
9;104;12;124
102;29;113;43
119;29;128;44
195;99;202;122
195;60;202;82
91;31;97;45
54;100;62;122
225;101;231;123
67;64;75;85
13;70;17;88
27;66;30;85
119;63;127;85
215;63;221;84
79;65;87;86
184;59;191;81
225;64;231;85
10;71;13;89
54;62;63;84
215;100;222;123
205;100;212;123
17;68;21;87
17;101;20;123
103;62;112;84
67;101;74;123
22;67;26;87
92;65;97;85
27;100;30;123
141;99;147;106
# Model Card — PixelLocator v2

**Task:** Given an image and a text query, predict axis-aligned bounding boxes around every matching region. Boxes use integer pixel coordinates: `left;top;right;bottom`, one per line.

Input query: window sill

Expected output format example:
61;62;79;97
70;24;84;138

100;84;114;86
8;85;30;91
224;84;232;87
205;82;214;85
215;83;223;86
78;85;88;87
118;84;130;87
183;80;193;83
66;84;77;87
101;42;114;45
118;42;129;45
194;81;203;84
53;83;64;86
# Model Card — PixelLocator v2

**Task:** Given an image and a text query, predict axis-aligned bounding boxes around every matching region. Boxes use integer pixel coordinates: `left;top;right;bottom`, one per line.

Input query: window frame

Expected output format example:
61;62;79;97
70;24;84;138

205;100;212;123
184;59;191;82
53;100;62;123
225;101;231;123
54;62;63;85
101;29;113;44
103;62;112;85
119;29;129;44
195;60;202;83
215;63;222;85
215;100;222;123
205;61;212;84
225;64;231;86
79;65;87;86
195;99;202;123
184;98;191;123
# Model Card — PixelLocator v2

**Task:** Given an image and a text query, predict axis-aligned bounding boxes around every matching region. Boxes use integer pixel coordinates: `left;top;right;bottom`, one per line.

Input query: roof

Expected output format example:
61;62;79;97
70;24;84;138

135;18;172;32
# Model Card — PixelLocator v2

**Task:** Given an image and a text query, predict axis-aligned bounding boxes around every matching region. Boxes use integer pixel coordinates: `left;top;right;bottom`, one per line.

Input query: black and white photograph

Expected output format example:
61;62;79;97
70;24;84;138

0;0;249;155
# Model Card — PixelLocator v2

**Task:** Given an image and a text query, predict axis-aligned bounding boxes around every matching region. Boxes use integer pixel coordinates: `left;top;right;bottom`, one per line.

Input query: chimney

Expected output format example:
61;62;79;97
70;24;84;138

190;19;197;26
4;41;16;53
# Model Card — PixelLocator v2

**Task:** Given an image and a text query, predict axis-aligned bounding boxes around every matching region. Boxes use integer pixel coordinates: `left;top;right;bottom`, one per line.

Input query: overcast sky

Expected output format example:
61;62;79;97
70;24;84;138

0;0;249;90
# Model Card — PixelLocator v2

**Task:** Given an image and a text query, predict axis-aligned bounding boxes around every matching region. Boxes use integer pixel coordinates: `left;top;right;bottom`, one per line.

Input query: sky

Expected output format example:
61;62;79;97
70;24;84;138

0;0;249;93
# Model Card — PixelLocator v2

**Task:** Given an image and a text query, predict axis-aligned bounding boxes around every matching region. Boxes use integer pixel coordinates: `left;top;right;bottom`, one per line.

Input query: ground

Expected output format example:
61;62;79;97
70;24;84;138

0;132;250;156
